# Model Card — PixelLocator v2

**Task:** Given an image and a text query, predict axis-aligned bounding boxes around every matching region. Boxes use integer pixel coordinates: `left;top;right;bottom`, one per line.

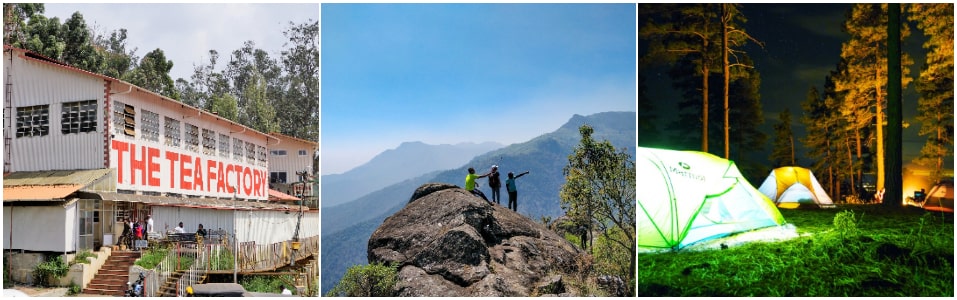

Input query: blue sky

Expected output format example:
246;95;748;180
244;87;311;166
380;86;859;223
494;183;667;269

321;3;637;174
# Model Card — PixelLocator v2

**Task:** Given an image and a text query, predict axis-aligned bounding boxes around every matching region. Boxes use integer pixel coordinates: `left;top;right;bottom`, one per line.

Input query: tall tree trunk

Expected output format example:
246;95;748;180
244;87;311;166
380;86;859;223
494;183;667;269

854;128;863;198
847;134;858;197
885;3;902;207
789;135;795;165
875;67;885;192
722;4;730;159
702;61;709;153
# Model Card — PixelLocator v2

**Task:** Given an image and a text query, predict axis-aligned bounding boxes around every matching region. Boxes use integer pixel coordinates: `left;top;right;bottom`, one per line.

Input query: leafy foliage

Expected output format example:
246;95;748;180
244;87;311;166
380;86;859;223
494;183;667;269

908;3;954;184
71;250;97;265
33;255;68;287
134;246;170;269
559;124;636;290
770;108;795;168
240;274;295;295
326;262;398;297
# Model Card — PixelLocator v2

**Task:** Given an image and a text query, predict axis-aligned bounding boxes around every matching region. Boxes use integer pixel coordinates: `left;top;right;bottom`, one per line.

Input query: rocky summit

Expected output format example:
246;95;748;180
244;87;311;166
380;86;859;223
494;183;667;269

367;183;584;297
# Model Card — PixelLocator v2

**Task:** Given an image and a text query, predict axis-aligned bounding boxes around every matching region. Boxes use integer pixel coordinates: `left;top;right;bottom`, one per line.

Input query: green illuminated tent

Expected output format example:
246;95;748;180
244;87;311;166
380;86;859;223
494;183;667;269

638;147;786;250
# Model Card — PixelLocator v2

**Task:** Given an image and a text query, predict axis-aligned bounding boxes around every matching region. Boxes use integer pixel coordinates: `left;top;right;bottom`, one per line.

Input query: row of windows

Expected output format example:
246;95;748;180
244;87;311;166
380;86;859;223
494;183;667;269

15;101;276;166
270;149;311;156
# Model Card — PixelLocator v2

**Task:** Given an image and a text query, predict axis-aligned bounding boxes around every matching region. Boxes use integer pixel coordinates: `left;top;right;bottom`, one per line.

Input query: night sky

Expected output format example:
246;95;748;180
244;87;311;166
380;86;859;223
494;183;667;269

639;3;935;169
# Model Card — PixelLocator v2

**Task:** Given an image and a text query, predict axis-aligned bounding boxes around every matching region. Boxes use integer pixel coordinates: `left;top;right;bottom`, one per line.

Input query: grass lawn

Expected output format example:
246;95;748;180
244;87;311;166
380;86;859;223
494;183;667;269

638;204;954;297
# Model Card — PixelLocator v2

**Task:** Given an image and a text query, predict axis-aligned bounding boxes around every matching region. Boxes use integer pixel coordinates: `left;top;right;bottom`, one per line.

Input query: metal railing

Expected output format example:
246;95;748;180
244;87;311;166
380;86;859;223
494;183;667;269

138;235;320;296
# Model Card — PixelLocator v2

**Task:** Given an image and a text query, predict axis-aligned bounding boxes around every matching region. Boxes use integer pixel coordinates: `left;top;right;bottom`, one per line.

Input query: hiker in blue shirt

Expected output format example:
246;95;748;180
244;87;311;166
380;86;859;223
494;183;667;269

506;171;529;212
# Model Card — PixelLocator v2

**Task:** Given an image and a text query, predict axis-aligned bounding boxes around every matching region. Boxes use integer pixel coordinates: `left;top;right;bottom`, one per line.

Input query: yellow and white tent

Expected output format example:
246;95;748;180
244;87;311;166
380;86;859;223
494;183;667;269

758;166;835;209
638;147;786;250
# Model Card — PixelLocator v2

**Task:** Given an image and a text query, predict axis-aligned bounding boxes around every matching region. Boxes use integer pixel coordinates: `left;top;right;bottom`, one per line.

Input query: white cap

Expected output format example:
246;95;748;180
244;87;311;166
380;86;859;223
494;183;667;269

492;165;498;169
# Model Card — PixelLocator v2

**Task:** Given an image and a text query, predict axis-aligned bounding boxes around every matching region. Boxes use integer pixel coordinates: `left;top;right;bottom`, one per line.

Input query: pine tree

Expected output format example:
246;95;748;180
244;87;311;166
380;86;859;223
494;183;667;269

834;3;913;192
770;108;795;168
639;3;720;152
908;3;954;183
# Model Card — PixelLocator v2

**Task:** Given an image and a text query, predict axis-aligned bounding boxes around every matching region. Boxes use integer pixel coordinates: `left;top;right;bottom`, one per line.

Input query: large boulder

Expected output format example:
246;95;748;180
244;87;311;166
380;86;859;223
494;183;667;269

368;183;584;296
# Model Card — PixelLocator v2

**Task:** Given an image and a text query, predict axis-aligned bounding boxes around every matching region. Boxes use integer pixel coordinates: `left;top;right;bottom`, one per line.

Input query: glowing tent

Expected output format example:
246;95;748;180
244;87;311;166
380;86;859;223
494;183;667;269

638;147;786;250
922;181;954;213
758;166;835;209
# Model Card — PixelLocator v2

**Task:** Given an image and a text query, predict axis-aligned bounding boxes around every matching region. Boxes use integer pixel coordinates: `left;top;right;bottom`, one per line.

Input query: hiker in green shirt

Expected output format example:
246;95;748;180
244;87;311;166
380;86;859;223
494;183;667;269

466;167;490;201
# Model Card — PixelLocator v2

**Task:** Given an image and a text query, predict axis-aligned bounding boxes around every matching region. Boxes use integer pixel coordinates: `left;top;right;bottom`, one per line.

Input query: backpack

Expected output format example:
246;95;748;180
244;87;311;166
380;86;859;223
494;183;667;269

489;171;501;188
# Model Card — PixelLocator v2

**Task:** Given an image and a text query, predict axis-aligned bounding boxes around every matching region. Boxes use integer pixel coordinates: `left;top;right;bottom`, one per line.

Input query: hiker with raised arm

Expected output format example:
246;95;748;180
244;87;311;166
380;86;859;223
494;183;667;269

506;171;530;212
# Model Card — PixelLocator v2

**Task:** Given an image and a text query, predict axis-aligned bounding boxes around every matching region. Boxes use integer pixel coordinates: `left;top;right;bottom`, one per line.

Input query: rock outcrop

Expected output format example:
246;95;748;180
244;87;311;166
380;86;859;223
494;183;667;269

368;183;584;297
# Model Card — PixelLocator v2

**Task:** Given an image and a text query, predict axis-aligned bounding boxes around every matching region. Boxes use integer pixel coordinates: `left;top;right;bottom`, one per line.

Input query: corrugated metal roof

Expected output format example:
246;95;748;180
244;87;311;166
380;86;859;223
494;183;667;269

3;185;83;201
3;169;113;187
3;169;114;201
95;192;307;211
268;189;300;201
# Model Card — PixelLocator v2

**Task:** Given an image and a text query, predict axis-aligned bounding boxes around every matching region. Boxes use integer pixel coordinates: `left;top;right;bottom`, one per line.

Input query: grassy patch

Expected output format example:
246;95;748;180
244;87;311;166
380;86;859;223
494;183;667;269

135;247;170;269
638;205;954;297
71;250;97;265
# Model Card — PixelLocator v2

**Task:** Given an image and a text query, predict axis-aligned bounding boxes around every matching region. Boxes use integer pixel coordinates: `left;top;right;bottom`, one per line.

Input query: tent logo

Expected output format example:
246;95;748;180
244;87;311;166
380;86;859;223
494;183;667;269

669;163;704;182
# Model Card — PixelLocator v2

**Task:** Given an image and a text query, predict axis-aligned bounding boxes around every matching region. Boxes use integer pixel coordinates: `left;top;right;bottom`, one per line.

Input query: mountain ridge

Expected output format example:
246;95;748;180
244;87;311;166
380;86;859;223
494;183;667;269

321;111;635;294
321;141;503;207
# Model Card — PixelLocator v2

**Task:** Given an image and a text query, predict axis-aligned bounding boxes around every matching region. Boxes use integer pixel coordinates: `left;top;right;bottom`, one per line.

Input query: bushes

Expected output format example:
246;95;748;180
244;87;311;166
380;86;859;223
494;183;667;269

71;250;97;265
326;262;398;297
33;255;68;287
135;246;170;269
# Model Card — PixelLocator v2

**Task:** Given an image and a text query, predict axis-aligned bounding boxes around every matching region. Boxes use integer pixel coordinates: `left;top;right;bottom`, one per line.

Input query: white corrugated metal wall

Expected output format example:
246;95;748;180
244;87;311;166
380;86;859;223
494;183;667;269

2;204;75;252
9;55;106;172
150;206;235;236
150;206;316;245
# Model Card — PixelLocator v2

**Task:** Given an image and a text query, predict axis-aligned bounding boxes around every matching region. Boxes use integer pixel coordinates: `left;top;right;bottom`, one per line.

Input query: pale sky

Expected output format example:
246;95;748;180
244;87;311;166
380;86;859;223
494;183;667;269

321;3;637;175
43;3;319;82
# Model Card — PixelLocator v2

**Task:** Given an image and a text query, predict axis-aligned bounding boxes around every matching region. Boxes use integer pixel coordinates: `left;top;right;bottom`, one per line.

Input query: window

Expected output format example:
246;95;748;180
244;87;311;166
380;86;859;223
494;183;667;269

271;150;287;156
258;145;267;167
141;110;160;141
219;133;230;158
245;141;256;163
299;149;308;156
202;129;216;155
112;101;135;137
233;138;243;160
164;117;181;147
185;123;199;152
270;172;287;184
61;100;97;134
15;105;49;137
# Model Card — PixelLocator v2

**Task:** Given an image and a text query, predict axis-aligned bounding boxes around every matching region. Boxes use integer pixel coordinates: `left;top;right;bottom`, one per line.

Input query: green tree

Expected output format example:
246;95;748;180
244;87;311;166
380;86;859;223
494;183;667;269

3;3;45;46
559;124;636;290
326;263;397;297
239;73;279;133
277;20;320;173
802;83;841;198
835;3;913;192
60;12;102;72
719;3;762;159
639;4;720;152
93;28;137;79
770;108;795;168
205;93;238;121
908;3;954;184
19;13;64;60
128;48;177;99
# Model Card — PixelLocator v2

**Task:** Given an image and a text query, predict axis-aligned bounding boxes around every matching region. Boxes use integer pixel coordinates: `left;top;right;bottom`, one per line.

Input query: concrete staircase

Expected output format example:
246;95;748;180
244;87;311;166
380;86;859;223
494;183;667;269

156;271;207;297
83;250;140;296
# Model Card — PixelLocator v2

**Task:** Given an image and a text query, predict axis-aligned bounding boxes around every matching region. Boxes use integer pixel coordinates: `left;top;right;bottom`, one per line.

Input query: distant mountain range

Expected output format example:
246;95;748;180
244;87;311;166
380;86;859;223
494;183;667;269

321;111;636;293
321;141;502;207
